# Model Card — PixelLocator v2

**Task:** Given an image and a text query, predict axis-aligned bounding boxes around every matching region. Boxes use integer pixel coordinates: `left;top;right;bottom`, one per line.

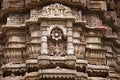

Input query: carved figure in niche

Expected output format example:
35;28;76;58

48;28;67;56
54;4;59;16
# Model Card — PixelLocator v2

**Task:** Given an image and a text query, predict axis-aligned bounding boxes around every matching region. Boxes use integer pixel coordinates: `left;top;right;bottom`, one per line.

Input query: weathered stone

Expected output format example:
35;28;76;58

0;1;120;80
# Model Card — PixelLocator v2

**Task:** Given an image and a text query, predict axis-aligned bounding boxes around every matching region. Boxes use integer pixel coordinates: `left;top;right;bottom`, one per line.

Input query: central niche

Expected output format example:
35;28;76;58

48;27;67;56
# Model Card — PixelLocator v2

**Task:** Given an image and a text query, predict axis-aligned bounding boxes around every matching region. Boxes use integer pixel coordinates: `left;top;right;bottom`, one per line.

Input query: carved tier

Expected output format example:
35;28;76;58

0;1;120;80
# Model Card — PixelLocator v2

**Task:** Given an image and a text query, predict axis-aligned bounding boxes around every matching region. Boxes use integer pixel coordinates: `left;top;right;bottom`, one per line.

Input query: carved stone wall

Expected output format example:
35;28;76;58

0;1;120;80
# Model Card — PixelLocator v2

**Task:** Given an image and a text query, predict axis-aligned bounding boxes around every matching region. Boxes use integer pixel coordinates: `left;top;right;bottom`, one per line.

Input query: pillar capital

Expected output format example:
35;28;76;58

67;20;73;28
41;21;48;27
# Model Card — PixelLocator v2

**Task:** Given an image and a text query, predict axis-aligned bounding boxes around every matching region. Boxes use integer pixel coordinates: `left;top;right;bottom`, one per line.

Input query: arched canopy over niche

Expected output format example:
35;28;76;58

27;3;83;24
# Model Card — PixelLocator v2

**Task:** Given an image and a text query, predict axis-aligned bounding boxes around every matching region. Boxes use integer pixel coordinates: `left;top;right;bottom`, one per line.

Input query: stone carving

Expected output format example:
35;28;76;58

47;21;66;26
87;1;107;11
106;0;115;10
48;40;66;56
2;74;22;80
50;28;63;41
39;3;72;17
114;18;120;27
105;26;113;35
104;11;116;20
83;15;102;27
0;1;120;80
73;10;82;22
7;14;29;26
74;44;85;58
29;3;86;23
27;43;41;58
48;28;66;56
4;48;23;63
2;0;24;9
30;9;39;21
30;3;74;21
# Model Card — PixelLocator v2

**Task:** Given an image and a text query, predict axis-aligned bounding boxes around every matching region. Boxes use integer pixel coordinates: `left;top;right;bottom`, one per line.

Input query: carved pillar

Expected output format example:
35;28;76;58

40;21;48;55
67;20;74;55
4;29;26;63
27;24;41;58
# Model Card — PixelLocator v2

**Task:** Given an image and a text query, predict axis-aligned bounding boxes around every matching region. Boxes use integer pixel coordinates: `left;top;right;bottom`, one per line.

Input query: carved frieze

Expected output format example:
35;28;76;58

39;3;72;17
29;3;85;23
69;0;88;6
6;14;29;26
74;43;85;58
2;0;24;9
27;43;41;58
47;21;66;26
30;3;73;21
107;57;117;67
83;15;102;27
4;48;23;63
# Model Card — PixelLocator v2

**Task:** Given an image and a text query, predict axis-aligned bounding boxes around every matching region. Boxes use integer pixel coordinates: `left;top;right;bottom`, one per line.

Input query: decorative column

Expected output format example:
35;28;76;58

67;20;74;55
27;24;41;58
4;29;26;63
40;21;48;55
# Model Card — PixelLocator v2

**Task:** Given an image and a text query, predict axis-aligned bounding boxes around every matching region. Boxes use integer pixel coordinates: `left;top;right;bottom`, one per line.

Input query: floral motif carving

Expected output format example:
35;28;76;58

50;28;63;41
48;40;67;56
48;28;67;56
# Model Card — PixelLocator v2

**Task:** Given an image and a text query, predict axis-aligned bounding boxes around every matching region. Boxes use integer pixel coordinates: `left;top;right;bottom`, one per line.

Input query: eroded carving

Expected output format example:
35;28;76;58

83;15;102;27
40;3;72;17
48;28;67;56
